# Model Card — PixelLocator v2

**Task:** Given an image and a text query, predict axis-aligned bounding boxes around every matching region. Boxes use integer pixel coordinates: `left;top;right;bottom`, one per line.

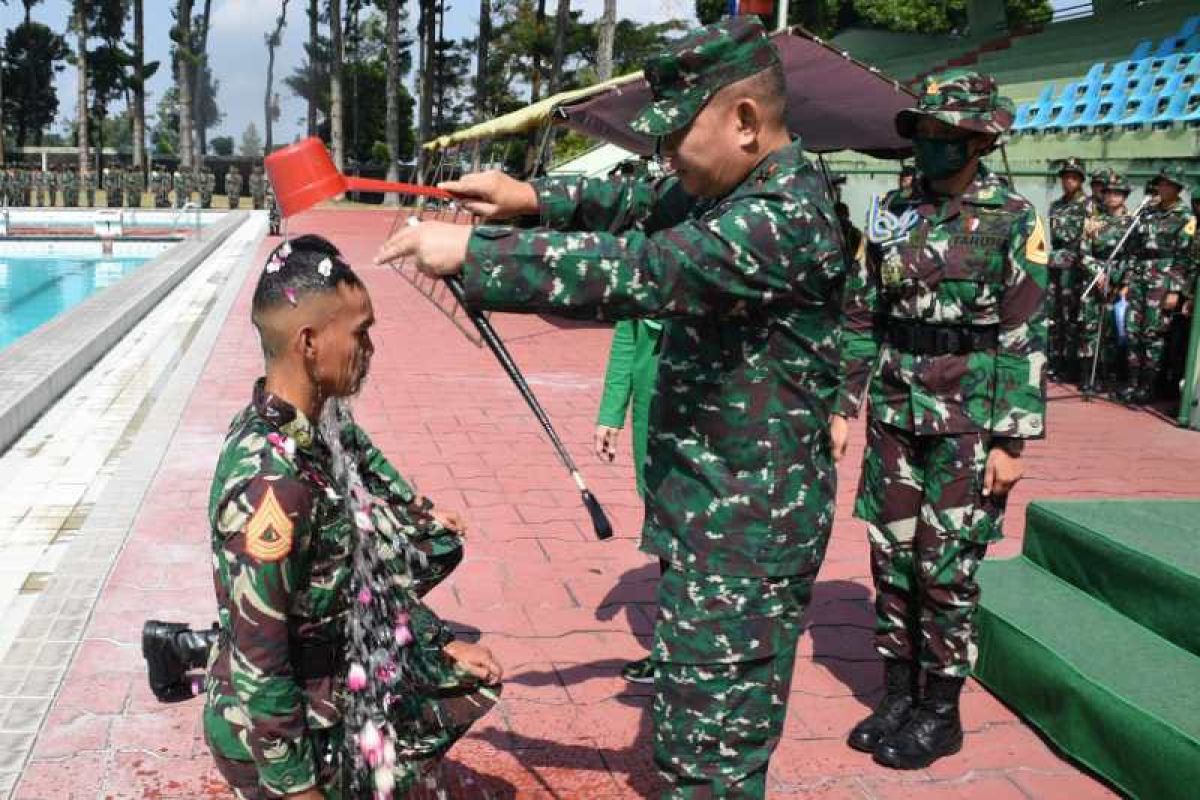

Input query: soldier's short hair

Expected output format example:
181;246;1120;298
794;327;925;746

251;236;367;358
735;63;788;126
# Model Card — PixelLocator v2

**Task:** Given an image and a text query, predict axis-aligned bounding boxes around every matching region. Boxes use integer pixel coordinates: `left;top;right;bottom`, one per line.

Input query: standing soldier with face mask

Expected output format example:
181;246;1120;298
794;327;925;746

833;69;1048;770
1122;164;1195;404
1077;171;1133;396
1047;157;1089;381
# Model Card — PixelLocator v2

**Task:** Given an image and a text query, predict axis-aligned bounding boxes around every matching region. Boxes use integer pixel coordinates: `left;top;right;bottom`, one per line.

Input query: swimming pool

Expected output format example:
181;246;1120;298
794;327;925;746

0;253;158;349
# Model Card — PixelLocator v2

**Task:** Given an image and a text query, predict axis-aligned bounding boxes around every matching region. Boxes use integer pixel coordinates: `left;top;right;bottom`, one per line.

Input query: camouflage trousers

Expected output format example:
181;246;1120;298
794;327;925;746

1047;265;1081;372
1123;261;1177;375
854;420;1005;678
651;565;814;799
1077;292;1121;378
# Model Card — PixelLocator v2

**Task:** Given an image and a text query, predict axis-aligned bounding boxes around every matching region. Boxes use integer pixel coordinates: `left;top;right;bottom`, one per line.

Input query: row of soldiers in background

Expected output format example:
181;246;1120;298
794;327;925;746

0;165;270;210
1047;158;1197;405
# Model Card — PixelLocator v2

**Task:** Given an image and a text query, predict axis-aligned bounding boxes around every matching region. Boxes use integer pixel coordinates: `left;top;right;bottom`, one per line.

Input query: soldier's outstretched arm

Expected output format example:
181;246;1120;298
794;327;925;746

217;476;319;796
833;239;879;420
457;190;841;319
991;208;1050;439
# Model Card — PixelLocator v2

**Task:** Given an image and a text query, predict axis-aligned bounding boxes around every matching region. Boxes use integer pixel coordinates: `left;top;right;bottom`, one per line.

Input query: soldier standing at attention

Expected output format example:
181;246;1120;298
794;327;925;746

108;166;125;208
833;70;1048;770
125;166;142;208
155;166;172;208
250;164;267;210
200;165;215;209
172;168;186;208
378;18;846;798
63;168;77;207
83;168;97;207
1122;164;1194;404
1087;170;1107;218
1078;172;1134;396
1047;157;1089;381
204;235;501;800
227;167;243;210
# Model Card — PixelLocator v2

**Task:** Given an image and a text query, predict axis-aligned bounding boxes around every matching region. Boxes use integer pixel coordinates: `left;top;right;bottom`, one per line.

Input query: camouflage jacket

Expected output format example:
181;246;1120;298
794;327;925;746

203;380;457;796
461;139;845;578
228;172;243;196
1080;207;1133;285
836;166;1049;439
1128;200;1196;292
1048;191;1088;270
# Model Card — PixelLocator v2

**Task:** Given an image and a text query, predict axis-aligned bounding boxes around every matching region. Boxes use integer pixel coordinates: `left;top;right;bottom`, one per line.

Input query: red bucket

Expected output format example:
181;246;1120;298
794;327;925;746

265;137;453;218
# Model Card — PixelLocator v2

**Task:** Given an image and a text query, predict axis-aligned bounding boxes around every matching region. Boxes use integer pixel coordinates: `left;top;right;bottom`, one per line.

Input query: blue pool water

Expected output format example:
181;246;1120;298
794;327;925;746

0;255;151;350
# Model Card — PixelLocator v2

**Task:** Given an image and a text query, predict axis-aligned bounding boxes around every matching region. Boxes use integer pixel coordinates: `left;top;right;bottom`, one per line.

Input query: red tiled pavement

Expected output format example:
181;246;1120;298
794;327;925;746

15;208;1199;799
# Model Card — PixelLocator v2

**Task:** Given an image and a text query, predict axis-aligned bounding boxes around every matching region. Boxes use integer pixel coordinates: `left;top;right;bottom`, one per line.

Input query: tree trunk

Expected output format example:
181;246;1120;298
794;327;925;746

475;0;490;122
132;0;146;169
76;1;89;176
329;0;344;171
307;0;318;136
195;0;212;164
177;0;194;169
385;0;400;205
597;0;615;81
416;0;435;151
265;0;290;155
549;0;569;95
531;0;545;104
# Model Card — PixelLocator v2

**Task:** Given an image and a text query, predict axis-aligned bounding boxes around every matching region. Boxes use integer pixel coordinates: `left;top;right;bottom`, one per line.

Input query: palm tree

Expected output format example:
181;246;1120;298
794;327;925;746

329;0;344;170
597;0;615;81
306;0;318;136
549;0;568;95
474;0;490;122
384;0;400;204
194;0;212;164
131;0;145;169
175;0;194;169
264;0;290;153
74;0;89;175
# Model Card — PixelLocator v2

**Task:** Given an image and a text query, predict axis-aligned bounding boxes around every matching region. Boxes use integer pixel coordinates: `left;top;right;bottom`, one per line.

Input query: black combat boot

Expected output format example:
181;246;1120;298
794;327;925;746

142;621;220;702
847;659;919;753
1133;368;1158;405
873;673;965;769
1116;367;1140;405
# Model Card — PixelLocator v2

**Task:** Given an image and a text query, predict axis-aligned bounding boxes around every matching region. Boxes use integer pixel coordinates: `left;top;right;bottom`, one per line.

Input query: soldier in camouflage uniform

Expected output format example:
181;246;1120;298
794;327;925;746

151;166;170;208
82;169;97;207
62;168;78;208
227;167;243;209
267;180;281;235
1121;164;1196;403
379;18;846;798
173;168;187;208
1087;170;1108;219
250;165;267;210
106;167;124;208
1078;172;1134;395
0;169;9;207
204;235;501;800
125;166;143;208
833;70;1048;769
200;165;215;209
1047;157;1089;380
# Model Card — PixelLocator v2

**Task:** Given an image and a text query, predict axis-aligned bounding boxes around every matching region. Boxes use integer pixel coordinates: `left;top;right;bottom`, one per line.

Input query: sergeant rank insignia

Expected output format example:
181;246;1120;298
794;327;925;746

245;486;294;562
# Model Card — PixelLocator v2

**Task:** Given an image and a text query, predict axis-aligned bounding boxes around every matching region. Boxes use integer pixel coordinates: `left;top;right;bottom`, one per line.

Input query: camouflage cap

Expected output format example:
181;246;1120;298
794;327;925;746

1104;171;1131;194
895;69;1015;139
630;16;782;137
1056;157;1086;178
1089;170;1108;186
1152;163;1187;189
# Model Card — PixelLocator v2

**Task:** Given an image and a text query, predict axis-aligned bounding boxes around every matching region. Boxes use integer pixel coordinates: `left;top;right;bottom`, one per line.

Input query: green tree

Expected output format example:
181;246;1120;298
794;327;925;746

240;121;263;157
2;21;70;147
210;134;233;156
1005;0;1052;28
151;87;179;154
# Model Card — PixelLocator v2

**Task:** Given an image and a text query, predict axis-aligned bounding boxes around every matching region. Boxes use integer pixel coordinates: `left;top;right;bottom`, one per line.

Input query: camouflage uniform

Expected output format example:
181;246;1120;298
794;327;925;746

1047;157;1088;378
200;167;215;209
105;168;124;208
459;18;843;797
83;170;97;207
838;72;1047;684
173;170;187;208
1123;164;1196;402
227;168;243;209
152;168;170;208
63;169;78;207
36;170;48;206
0;170;9;207
204;380;497;799
250;166;266;210
267;181;281;235
125;168;143;209
1077;173;1132;390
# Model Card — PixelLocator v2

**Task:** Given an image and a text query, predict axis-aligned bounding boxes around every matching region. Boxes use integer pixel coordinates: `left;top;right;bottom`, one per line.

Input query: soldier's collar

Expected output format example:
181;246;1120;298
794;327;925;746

252;378;316;451
958;165;1006;207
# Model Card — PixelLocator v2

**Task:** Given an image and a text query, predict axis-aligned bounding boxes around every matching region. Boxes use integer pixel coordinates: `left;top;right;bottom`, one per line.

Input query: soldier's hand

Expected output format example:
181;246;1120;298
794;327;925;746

439;171;538;220
1163;291;1180;312
375;220;470;276
433;508;468;536
444;640;503;685
983;448;1024;498
594;425;621;462
829;414;850;463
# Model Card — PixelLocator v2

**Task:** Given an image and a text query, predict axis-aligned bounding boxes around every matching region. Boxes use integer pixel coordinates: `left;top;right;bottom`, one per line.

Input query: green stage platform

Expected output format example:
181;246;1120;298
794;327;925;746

976;500;1200;800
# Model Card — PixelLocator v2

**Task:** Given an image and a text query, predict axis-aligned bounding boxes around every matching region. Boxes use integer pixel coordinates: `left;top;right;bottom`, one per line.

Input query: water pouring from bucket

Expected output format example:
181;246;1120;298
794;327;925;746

264;138;613;541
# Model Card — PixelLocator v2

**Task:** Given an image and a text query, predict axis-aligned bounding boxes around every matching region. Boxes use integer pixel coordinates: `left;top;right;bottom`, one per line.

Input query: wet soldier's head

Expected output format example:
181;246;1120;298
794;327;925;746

632;17;790;199
252;235;374;399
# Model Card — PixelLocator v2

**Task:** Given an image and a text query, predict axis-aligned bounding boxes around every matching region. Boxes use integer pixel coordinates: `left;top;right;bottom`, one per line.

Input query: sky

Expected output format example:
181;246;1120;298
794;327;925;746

0;0;697;150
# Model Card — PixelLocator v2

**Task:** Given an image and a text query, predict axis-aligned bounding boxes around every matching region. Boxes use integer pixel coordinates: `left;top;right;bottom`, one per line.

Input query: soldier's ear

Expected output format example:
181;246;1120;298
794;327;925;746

733;98;762;141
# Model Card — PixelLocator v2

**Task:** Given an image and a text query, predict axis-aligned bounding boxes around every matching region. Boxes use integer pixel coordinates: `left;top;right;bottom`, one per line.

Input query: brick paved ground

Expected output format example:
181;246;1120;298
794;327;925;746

13;209;1200;799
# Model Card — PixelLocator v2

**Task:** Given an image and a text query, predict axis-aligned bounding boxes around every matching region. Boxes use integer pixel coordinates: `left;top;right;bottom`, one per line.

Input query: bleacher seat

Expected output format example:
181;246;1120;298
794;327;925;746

1130;40;1153;61
1182;87;1200;126
1069;96;1106;131
1150;84;1194;127
1180;14;1200;40
1095;92;1133;129
1119;94;1159;128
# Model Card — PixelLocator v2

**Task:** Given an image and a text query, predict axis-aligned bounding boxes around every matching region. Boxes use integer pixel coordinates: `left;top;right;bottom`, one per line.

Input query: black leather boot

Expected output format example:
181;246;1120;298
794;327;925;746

1133;368;1158;405
142;620;219;702
847;659;918;753
873;673;964;769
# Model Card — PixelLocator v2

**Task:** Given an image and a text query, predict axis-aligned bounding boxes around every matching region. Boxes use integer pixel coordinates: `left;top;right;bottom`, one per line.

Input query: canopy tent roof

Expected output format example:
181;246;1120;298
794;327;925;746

423;27;917;159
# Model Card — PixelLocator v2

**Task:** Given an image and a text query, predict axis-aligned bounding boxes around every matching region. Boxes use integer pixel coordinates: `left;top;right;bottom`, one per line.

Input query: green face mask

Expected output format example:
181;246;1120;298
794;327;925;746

912;137;971;179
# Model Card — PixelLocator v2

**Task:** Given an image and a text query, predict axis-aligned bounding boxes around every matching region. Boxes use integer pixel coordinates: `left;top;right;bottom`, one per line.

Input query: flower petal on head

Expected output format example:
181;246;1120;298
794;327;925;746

318;257;333;278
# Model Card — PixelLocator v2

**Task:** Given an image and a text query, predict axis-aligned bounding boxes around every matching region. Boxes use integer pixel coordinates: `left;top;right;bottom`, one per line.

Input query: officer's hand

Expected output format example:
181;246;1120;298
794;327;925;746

439;171;538;220
444;640;503;685
1163;291;1180;312
594;425;620;462
983;448;1024;498
830;414;850;463
433;508;468;536
375;220;470;276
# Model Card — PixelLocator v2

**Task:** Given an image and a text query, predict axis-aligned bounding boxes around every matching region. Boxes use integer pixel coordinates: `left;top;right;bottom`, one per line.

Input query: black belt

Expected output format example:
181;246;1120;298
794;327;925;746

219;627;344;681
884;320;999;356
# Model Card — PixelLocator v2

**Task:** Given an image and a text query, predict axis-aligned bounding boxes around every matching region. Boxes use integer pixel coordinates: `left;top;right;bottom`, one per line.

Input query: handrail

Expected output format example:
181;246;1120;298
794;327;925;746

168;201;203;237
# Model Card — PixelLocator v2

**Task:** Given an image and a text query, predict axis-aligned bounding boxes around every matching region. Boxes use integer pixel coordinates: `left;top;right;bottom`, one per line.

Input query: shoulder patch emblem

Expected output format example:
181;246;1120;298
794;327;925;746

1025;215;1049;266
244;486;294;562
1185;216;1196;237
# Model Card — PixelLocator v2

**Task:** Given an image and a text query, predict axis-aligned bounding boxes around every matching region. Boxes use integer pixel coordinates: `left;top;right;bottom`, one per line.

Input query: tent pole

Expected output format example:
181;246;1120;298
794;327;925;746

775;0;789;32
